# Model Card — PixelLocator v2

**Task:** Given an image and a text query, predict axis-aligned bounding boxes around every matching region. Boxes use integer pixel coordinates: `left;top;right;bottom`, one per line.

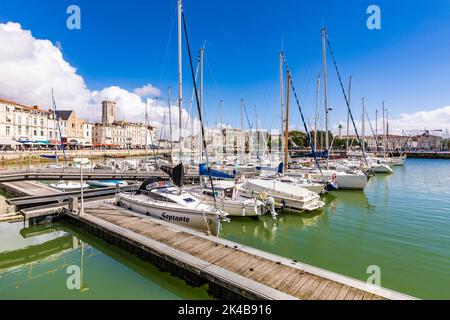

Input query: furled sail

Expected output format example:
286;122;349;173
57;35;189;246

199;163;234;180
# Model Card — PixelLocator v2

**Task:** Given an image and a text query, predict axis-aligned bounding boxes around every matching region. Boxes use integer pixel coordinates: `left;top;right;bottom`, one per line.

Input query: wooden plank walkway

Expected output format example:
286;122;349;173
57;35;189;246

65;202;416;300
1;181;60;197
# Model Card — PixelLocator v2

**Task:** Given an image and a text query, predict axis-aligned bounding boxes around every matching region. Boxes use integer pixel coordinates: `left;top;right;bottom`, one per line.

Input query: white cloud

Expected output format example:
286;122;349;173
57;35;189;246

332;106;450;136
133;83;161;98
393;106;450;133
0;22;91;118
0;21;198;140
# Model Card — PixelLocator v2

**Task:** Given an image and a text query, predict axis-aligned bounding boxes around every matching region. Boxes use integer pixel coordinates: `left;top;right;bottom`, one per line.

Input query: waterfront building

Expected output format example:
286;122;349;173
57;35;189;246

55;110;93;147
92;100;158;149
0;98;58;147
0;98;93;148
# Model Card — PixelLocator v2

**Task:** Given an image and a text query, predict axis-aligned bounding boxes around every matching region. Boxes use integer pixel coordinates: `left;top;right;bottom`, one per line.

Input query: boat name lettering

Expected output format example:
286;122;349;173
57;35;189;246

161;212;190;223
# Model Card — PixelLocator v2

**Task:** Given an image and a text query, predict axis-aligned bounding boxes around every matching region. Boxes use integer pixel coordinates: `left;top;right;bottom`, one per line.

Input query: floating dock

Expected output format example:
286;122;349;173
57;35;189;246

0;181;60;197
60;201;415;300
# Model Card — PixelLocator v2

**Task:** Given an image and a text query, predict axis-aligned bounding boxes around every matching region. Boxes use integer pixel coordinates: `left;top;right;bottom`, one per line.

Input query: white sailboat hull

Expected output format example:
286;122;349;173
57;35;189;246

117;193;222;235
239;179;324;213
313;171;369;190
202;197;264;217
371;164;394;174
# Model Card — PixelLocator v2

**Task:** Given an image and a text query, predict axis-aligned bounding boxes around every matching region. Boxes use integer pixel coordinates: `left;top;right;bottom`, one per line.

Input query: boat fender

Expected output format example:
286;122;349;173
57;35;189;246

265;197;277;219
331;173;337;183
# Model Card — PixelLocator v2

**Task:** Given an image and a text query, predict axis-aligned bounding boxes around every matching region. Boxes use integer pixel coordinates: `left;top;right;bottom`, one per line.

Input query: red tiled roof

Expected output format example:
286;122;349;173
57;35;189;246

0;98;49;113
0;98;30;109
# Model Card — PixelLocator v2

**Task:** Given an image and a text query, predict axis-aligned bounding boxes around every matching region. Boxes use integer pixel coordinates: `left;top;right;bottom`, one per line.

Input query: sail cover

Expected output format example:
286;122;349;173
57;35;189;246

160;163;184;188
199;163;234;180
172;163;185;188
139;177;166;192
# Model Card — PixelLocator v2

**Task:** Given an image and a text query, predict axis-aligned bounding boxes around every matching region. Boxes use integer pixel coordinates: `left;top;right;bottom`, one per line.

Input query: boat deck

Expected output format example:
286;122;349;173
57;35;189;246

65;202;415;300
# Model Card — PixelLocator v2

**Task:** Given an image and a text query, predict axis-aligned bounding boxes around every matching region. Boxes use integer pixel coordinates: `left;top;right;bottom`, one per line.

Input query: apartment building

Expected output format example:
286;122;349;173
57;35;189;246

0;98;92;148
92;100;158;148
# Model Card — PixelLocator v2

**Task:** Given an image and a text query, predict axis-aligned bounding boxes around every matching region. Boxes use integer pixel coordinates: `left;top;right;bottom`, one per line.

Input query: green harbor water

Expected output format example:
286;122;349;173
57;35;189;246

0;222;212;299
0;158;449;299
222;158;450;299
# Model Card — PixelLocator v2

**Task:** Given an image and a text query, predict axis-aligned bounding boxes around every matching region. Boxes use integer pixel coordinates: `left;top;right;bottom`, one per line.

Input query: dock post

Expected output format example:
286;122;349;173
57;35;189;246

68;196;79;215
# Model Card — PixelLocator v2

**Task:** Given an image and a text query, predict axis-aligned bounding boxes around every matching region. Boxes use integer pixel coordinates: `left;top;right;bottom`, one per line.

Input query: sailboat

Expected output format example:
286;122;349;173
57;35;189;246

186;164;277;218
50;181;89;191
117;164;227;236
45;90;65;169
118;0;228;236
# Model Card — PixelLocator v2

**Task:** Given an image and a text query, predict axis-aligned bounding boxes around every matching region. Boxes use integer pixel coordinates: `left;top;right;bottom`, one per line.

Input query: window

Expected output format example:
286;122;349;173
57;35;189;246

33;130;37;136
72;123;75;129
49;131;53;138
18;126;22;135
40;119;44;126
34;118;37;125
40;130;44;136
18;116;22;125
6;126;10;135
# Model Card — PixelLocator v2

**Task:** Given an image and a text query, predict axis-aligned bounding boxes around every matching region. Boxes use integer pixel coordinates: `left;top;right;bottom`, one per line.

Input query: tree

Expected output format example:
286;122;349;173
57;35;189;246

288;131;307;148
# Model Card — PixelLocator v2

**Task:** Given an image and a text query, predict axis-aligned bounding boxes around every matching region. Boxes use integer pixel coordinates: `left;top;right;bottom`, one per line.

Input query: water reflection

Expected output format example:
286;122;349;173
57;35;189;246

0;222;211;299
224;209;326;243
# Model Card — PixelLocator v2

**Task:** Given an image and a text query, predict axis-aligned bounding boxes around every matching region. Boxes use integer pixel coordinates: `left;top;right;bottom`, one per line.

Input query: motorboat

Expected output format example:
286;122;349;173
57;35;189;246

370;162;394;174
187;181;277;218
49;181;89;192
237;178;325;213
87;180;128;188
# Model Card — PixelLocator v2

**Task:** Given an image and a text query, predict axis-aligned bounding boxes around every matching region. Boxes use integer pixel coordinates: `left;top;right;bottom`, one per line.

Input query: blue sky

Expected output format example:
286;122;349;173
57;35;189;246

1;0;450;131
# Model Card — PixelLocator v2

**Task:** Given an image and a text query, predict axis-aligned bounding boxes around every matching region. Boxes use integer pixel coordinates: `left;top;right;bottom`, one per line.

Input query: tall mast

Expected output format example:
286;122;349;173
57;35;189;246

190;113;194;164
177;0;183;163
255;105;259;161
240;98;244;164
386;107;389;155
346;76;352;151
321;27;330;153
145;100;149;158
375;109;378;153
362;97;365;153
382;101;386;157
199;47;204;163
51;90;59;164
284;71;291;173
314;73;320;152
220;99;224;164
279;50;284;161
168;87;173;163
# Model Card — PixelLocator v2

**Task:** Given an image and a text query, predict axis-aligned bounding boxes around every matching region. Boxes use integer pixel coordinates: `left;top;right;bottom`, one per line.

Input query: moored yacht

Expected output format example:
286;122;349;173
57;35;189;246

116;164;228;236
237;178;325;213
187;183;275;218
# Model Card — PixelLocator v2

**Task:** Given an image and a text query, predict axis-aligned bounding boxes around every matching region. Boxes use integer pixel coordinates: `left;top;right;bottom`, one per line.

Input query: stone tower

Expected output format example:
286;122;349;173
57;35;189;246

102;100;116;125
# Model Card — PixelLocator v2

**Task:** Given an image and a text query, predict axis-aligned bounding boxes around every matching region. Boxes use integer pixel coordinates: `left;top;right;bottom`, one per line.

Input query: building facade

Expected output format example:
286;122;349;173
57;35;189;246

0;98;93;148
92;100;158;149
55;110;92;147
